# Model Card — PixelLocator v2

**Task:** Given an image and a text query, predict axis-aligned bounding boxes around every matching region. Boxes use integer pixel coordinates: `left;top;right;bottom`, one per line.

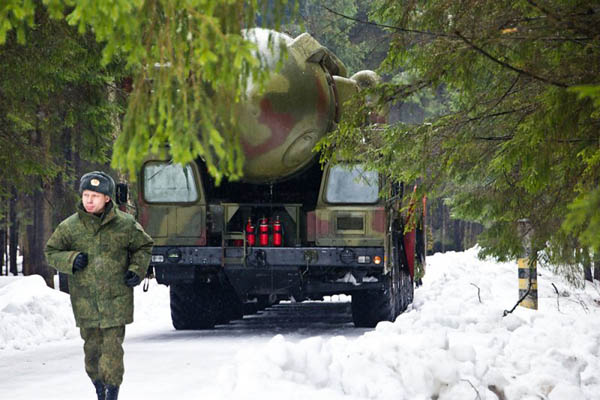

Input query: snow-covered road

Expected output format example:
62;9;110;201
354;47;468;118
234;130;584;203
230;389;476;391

2;249;600;400
0;279;365;400
0;301;364;400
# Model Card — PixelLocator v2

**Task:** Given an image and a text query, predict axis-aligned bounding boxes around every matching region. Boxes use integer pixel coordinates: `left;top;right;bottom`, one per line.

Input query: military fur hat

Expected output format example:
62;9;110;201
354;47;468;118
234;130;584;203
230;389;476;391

79;171;115;197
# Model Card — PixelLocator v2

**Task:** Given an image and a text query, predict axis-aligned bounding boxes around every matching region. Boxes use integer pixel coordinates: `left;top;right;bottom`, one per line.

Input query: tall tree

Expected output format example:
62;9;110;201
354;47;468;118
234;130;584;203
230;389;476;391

319;1;600;274
0;8;124;285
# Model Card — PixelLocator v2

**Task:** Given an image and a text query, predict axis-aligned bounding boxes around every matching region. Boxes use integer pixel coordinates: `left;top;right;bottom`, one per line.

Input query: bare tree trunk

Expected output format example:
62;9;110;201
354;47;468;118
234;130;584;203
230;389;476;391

22;207;33;277
24;128;55;287
25;182;55;287
454;219;463;251
465;222;472;249
9;187;19;275
441;203;446;253
0;213;5;276
583;248;593;283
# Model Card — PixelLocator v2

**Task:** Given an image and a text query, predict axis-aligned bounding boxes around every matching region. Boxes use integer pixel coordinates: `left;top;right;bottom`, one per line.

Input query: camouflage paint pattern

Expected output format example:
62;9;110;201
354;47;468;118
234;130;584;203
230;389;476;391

305;163;386;247
80;326;126;386
136;30;387;249
306;208;386;247
136;159;207;247
238;30;351;183
45;201;153;328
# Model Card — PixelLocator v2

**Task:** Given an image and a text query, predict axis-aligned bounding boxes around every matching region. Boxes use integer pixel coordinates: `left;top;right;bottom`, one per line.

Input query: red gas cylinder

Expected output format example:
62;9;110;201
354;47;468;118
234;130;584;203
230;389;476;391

273;216;283;247
258;217;269;246
245;218;256;246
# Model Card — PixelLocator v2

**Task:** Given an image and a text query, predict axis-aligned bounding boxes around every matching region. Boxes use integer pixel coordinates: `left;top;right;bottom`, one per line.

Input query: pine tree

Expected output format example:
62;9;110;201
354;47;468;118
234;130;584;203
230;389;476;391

0;8;125;285
319;0;600;274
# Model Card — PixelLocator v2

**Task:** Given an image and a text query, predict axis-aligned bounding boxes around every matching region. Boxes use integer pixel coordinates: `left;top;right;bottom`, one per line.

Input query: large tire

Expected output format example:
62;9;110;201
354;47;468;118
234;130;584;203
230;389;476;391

351;228;414;328
170;282;218;330
351;268;413;328
216;280;244;323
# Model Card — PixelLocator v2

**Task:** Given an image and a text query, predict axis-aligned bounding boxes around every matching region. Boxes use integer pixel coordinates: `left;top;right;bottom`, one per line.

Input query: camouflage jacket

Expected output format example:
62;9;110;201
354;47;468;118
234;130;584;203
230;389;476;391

45;201;153;328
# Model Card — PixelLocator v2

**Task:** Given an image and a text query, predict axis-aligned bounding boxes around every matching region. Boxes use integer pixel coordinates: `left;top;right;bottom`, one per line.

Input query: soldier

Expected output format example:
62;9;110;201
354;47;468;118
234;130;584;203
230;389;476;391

45;171;153;400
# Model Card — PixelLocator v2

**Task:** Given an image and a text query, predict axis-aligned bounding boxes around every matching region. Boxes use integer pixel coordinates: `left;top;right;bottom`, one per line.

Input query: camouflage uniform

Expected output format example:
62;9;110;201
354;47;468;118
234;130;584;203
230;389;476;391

45;201;153;386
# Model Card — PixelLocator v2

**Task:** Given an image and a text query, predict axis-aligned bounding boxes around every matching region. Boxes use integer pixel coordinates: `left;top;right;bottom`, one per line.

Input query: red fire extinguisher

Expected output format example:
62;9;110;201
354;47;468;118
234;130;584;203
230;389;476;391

245;218;256;246
258;217;269;246
273;216;283;247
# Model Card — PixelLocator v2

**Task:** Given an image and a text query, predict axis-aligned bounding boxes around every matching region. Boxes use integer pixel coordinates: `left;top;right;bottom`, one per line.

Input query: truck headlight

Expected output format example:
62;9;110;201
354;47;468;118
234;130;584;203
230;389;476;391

357;256;371;264
151;255;164;263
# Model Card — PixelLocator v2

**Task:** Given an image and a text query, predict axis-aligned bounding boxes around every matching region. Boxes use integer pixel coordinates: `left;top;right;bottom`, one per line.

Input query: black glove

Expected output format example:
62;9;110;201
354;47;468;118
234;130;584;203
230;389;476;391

72;253;88;273
124;270;141;287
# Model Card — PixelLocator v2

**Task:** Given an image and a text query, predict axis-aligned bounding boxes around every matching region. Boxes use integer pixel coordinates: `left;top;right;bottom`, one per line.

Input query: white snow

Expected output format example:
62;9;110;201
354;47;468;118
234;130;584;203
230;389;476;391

201;248;600;400
1;245;23;275
0;275;77;350
1;247;600;400
243;27;292;68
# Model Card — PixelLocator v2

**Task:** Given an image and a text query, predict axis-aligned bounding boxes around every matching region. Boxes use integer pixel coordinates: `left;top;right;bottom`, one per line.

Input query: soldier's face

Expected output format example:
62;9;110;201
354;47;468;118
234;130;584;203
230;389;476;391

82;190;111;214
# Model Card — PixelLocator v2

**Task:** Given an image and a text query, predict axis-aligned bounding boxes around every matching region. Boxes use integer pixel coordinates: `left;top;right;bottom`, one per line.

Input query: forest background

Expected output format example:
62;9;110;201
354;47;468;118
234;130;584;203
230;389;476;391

0;0;598;286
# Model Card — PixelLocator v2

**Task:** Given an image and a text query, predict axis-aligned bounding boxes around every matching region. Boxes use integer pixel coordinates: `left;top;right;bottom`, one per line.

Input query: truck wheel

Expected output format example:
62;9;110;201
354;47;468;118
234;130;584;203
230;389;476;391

170;282;217;330
352;226;414;328
215;281;244;323
351;267;413;328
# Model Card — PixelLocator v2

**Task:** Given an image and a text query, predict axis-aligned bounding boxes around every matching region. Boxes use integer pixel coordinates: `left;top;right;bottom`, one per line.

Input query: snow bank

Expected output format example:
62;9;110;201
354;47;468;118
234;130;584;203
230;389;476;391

208;248;600;400
130;280;172;334
0;276;171;351
0;275;77;351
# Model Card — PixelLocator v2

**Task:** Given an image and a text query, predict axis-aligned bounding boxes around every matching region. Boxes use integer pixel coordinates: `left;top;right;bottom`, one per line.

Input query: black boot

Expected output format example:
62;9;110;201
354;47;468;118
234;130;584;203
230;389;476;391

106;384;120;400
92;380;106;400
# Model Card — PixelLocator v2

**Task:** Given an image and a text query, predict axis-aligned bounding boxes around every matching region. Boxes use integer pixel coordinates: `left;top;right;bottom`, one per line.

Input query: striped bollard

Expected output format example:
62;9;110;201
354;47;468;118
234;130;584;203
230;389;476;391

518;258;538;310
518;219;538;310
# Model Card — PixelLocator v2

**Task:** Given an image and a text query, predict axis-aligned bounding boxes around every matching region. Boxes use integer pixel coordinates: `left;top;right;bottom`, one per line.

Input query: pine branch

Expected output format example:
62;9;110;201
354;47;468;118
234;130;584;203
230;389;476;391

474;136;514;141
321;5;453;38
551;282;561;312
525;0;599;38
470;283;482;303
454;31;568;88
461;379;482;400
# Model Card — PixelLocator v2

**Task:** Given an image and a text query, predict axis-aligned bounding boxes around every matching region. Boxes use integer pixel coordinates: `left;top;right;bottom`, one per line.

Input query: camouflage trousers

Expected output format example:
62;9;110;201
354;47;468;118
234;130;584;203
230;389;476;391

80;326;126;386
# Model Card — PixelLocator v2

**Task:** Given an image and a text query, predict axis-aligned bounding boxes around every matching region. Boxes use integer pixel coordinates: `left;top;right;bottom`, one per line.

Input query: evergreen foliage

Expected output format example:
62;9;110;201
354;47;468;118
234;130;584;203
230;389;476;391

1;0;297;184
0;6;129;283
319;1;600;266
0;7;119;197
285;1;387;74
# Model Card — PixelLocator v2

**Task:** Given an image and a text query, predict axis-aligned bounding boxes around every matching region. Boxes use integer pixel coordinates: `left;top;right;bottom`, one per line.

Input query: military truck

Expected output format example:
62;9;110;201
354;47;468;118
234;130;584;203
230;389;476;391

137;29;426;329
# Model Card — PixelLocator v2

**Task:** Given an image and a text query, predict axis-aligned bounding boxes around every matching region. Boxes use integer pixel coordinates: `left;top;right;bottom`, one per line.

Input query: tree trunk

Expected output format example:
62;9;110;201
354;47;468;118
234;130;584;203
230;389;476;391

1;196;8;275
441;203;446;253
453;219;462;251
25;181;55;287
55;127;73;293
593;252;600;281
24;128;55;288
9;187;19;275
0;217;5;276
22;210;33;277
583;248;593;283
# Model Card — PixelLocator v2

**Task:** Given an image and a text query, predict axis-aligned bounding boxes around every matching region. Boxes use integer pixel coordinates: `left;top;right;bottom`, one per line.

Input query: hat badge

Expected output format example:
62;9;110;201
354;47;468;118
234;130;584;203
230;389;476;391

90;178;100;186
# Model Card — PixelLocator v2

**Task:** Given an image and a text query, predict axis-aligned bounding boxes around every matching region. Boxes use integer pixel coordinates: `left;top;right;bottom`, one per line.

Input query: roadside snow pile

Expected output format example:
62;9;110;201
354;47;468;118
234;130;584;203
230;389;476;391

129;280;172;334
0;275;77;351
210;248;600;400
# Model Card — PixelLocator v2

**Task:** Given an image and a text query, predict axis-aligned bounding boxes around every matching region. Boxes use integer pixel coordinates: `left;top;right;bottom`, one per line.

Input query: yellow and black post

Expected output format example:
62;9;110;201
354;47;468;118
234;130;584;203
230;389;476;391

518;219;538;310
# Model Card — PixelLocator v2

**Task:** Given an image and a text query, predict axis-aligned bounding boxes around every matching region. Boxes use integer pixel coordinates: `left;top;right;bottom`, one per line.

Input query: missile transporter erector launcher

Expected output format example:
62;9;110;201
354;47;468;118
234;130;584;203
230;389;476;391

138;29;426;328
